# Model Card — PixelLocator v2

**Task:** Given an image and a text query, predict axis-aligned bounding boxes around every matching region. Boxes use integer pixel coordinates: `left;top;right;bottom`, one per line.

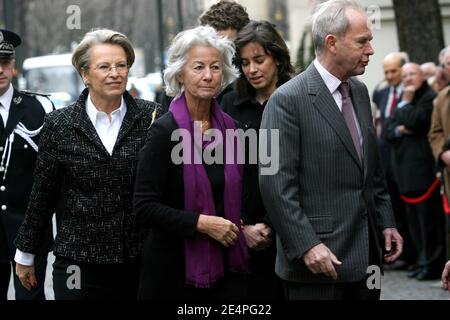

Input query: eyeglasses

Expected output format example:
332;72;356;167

90;62;129;74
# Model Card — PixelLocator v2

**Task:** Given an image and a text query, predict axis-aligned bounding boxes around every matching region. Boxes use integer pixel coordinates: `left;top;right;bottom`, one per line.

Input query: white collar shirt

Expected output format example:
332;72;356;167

86;94;127;155
314;59;343;111
0;84;14;127
314;59;363;147
384;85;403;118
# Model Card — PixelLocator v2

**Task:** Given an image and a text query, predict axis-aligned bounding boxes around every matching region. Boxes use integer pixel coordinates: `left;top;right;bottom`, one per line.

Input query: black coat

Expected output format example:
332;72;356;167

15;89;162;264
133;112;231;299
221;91;268;226
0;89;52;262
384;82;437;194
221;91;278;276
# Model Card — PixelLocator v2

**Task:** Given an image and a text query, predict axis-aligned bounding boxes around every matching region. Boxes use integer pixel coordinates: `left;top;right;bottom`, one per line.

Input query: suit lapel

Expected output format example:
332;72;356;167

71;90;111;157
307;65;362;169
348;79;370;178
379;87;389;120
3;90;27;143
115;92;143;146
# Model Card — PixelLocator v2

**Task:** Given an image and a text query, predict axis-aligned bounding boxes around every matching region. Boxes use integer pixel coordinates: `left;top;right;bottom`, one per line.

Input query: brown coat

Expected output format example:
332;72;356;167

429;85;450;200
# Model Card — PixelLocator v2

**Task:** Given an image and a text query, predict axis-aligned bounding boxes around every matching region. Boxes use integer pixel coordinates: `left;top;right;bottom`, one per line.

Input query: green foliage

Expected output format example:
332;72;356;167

295;24;315;73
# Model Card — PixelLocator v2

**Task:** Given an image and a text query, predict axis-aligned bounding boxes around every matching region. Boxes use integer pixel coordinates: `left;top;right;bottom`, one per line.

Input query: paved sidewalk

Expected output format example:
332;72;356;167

381;269;450;300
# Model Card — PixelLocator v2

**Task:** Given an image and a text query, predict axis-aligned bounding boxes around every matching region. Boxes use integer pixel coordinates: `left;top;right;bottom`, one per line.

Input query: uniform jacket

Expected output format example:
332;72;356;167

0;89;52;262
15;88;162;264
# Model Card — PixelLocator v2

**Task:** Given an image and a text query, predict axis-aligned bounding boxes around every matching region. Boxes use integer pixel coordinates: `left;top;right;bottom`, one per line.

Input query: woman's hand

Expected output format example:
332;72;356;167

16;263;37;291
196;214;239;247
242;223;272;251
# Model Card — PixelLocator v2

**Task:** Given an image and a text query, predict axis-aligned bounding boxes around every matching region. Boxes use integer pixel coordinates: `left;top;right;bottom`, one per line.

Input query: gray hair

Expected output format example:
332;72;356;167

164;25;239;97
312;0;365;55
72;29;135;75
441;46;450;65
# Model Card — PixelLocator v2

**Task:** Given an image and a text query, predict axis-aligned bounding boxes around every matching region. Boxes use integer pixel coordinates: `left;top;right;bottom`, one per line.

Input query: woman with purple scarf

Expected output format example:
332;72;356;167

133;26;249;299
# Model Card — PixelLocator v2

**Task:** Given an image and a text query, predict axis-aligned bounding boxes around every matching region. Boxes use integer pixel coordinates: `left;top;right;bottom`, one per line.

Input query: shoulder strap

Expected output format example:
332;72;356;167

20;90;55;113
35;95;55;114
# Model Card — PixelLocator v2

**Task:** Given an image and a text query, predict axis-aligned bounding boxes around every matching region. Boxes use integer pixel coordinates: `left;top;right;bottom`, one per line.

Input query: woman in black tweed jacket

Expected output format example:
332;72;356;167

14;29;162;299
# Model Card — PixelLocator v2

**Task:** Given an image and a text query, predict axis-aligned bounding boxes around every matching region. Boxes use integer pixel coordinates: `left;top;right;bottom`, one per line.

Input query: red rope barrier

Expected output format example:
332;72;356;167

400;178;441;205
442;192;450;215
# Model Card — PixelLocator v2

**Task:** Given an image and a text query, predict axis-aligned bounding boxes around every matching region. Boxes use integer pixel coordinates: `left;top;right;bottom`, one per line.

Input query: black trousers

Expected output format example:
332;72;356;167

247;249;284;300
52;256;139;300
0;262;10;300
0;253;47;300
404;190;445;269
386;172;415;264
182;272;249;300
283;277;381;300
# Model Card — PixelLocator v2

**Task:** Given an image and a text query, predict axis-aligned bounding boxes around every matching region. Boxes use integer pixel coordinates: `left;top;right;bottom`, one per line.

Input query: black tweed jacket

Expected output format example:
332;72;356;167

15;88;163;264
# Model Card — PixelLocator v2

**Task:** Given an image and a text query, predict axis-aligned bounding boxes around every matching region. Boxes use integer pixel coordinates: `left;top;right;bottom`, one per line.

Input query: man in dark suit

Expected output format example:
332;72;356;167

373;52;407;160
385;63;445;280
259;0;403;300
373;52;413;270
0;29;53;300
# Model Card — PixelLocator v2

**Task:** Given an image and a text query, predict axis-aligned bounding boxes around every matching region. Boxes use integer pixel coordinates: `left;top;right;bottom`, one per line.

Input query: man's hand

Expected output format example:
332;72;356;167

197;214;239;247
402;85;416;103
397;125;414;135
16;263;37;291
440;150;450;168
303;243;342;280
383;228;403;263
441;260;450;292
242;223;272;251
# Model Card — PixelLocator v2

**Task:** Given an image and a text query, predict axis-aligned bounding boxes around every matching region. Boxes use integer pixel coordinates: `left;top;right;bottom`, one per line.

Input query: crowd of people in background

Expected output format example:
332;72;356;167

0;0;449;300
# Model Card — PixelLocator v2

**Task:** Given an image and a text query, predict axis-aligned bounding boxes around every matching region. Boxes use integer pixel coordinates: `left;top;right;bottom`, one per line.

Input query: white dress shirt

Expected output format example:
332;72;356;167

314;59;363;148
15;94;127;266
85;94;127;155
0;83;14;127
384;85;403;119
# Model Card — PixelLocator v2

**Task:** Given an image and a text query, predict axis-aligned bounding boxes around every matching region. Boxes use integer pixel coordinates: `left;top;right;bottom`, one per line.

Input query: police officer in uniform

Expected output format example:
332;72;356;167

0;29;53;300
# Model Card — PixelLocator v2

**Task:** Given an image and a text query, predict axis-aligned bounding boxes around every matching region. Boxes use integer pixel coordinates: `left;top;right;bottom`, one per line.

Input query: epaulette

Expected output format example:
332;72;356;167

20;90;55;113
20;90;52;98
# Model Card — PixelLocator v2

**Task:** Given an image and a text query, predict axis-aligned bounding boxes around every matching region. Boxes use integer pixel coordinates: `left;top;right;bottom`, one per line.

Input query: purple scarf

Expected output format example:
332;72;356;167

169;93;249;288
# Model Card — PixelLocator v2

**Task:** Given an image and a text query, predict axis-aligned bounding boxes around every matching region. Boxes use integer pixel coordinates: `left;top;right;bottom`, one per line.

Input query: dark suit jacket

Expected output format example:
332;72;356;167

15;88;162;264
259;64;396;284
373;86;390;123
384;82;437;194
373;86;392;170
0;89;52;262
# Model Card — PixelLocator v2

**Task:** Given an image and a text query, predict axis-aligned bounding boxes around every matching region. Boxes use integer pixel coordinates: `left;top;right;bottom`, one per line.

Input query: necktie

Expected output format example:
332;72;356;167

389;89;398;116
338;82;362;163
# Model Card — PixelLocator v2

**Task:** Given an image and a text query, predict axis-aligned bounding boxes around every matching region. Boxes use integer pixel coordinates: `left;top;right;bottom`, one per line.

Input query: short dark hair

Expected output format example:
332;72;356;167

234;20;295;98
199;0;250;32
